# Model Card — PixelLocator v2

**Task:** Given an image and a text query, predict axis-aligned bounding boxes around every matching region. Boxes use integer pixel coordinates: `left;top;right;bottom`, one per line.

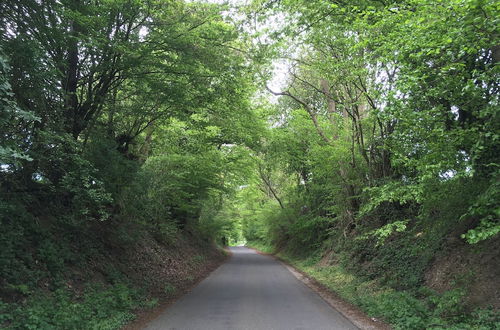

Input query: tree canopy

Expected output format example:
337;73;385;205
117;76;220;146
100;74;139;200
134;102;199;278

1;0;499;328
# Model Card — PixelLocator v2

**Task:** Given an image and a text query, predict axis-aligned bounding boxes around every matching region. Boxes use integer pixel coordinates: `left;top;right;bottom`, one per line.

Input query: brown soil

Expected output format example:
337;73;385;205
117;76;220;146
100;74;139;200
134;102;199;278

425;235;500;310
61;228;230;330
122;246;230;330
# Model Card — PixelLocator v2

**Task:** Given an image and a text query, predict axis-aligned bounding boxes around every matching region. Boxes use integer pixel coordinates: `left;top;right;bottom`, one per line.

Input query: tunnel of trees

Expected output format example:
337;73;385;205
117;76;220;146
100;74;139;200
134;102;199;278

1;0;498;328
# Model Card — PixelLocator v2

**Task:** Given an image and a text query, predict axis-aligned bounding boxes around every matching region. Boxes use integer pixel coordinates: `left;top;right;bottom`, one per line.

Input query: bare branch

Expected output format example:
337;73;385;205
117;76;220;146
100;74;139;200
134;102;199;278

265;85;331;144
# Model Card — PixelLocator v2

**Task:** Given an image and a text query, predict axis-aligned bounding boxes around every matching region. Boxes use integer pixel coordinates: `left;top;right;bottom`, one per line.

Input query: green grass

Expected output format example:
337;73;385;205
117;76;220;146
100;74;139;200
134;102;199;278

250;242;499;330
0;283;146;329
292;257;498;329
245;241;274;254
190;255;205;265
163;283;176;296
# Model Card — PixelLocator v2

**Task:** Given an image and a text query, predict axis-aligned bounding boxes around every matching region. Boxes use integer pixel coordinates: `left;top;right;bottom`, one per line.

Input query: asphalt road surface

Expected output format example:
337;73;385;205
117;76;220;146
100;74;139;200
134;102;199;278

144;246;358;330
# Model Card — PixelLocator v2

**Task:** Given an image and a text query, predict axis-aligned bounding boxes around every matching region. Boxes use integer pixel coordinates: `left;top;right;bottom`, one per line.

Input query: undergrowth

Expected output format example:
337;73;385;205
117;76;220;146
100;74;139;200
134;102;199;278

0;283;154;329
248;241;499;330
245;241;274;254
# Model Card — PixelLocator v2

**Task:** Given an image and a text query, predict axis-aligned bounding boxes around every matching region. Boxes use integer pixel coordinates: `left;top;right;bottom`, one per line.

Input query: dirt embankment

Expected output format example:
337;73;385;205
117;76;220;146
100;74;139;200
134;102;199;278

118;235;229;329
425;235;500;310
52;229;228;330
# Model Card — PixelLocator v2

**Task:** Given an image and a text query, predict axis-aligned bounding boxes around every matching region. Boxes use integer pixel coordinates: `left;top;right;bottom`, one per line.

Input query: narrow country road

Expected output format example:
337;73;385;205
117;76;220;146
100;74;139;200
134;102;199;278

144;246;358;330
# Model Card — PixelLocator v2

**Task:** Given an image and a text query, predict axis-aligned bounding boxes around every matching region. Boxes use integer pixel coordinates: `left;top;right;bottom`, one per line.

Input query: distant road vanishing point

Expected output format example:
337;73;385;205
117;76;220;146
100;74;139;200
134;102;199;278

144;246;358;330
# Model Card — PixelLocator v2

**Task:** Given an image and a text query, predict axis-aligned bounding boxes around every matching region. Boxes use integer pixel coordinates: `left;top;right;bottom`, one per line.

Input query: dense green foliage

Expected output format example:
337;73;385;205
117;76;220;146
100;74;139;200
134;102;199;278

1;284;148;329
1;0;498;328
0;0;261;327
234;0;499;328
267;252;497;330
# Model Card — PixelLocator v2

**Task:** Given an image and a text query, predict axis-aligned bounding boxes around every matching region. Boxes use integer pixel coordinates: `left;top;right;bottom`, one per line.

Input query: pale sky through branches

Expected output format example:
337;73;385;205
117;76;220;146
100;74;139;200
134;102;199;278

189;0;291;103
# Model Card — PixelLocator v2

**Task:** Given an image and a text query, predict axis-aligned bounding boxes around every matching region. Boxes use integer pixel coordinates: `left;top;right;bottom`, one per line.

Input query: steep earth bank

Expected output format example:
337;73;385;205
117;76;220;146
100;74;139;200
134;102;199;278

0;225;226;329
248;236;499;330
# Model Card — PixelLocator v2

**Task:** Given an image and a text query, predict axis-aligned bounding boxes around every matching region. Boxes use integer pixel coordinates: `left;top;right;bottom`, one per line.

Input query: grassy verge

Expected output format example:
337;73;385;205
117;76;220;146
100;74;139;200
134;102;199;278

0;234;227;330
244;241;274;254
246;241;498;330
0;283;154;330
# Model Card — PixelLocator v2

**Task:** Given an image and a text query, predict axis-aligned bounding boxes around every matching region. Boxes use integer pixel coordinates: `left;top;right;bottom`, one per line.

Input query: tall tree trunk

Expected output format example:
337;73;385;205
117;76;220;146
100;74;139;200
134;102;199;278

64;0;81;139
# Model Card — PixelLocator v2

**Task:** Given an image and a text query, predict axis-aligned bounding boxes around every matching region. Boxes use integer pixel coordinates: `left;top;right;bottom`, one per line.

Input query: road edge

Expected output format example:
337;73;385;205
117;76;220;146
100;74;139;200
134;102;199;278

122;247;232;330
248;247;391;330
